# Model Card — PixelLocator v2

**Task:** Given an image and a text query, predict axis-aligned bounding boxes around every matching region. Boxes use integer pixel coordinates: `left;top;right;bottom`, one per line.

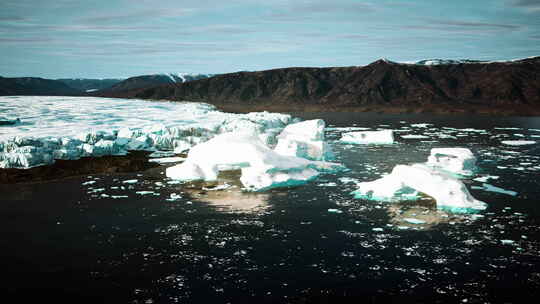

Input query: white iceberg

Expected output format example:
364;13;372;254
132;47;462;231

274;119;335;160
0;96;294;169
352;164;487;212
426;148;476;176
339;130;394;145
166;132;345;191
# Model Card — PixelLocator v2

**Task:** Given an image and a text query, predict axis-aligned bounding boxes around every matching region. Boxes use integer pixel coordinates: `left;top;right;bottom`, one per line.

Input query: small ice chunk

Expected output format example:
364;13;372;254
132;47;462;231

403;218;426;224
426;148;476;176
82;181;96;186
327;208;343;213
372;228;384;232
122;179;138;184
473;175;499;183
340;130;394;145
411;123;432;128
501;140;536;146
481;183;517;196
148;157;185;164
111;195;128;199
401;134;430;139
500;239;515;245
136;191;157;195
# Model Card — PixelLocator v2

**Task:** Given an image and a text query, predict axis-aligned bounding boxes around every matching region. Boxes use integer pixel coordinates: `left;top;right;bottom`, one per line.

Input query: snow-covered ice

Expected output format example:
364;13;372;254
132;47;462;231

274;119;334;161
339;130;394;145
166;132;345;191
426;148;476;176
0;96;293;168
352;164;486;212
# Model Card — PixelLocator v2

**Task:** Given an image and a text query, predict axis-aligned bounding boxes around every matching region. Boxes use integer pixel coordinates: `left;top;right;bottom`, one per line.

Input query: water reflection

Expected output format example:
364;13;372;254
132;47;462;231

186;186;270;213
181;170;270;213
386;200;463;229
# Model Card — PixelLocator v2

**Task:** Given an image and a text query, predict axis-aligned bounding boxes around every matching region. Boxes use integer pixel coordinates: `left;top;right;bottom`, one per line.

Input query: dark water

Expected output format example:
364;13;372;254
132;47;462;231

2;112;540;303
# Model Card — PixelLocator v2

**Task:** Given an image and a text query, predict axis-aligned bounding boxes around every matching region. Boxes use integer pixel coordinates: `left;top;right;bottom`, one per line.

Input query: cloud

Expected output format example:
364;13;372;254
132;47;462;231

80;8;192;25
507;0;540;12
265;0;375;23
405;19;521;34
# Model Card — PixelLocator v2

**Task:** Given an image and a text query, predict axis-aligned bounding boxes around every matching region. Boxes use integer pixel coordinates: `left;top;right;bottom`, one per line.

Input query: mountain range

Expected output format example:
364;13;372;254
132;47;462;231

2;57;539;115
0;73;212;96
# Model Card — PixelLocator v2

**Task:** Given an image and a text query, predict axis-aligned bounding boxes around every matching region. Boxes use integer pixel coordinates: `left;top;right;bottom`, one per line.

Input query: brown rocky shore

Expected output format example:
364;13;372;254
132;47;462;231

0;151;158;184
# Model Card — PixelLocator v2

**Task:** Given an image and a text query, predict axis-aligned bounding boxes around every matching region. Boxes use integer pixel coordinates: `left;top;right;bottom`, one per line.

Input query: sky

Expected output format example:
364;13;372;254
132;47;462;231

1;0;539;79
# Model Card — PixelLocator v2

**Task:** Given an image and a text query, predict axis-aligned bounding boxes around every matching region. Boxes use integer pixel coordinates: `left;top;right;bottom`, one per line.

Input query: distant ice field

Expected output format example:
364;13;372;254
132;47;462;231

0;96;289;140
0;96;294;168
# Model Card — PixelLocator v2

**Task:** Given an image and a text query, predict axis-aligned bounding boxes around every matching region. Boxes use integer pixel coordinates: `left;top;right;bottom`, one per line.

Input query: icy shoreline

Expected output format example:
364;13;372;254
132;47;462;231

0;96;294;169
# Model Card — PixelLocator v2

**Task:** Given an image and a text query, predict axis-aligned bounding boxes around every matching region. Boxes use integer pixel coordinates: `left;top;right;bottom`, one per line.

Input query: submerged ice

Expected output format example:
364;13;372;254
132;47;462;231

0;96;293;168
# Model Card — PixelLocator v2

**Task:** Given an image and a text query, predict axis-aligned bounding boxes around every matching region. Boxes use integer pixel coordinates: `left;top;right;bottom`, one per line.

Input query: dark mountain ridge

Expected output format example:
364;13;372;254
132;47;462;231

0;76;83;96
104;57;540;114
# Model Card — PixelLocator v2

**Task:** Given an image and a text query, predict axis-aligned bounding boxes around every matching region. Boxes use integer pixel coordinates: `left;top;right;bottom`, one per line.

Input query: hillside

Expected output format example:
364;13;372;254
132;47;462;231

106;57;540;114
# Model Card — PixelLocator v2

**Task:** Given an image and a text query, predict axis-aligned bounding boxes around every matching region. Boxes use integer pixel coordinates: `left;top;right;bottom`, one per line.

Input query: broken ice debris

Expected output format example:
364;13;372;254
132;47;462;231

352;164;486;212
339;130;394;145
0;96;294;169
426;148;476;176
274;119;335;161
166;131;345;191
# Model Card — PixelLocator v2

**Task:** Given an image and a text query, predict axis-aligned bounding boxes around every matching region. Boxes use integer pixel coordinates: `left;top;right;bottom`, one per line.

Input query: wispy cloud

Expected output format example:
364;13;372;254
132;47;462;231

405;19;521;34
507;0;540;12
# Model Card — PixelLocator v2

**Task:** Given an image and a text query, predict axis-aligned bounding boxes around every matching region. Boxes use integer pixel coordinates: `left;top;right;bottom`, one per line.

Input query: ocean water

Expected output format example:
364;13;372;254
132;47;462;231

1;112;540;303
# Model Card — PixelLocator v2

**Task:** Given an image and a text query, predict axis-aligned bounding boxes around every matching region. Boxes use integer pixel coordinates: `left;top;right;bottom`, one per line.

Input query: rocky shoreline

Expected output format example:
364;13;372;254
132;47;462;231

0;151;158;184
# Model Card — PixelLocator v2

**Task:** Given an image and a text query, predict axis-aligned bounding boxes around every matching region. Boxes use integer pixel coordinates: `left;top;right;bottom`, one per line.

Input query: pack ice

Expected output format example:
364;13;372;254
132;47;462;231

340;130;394;144
166;120;345;191
0;96;293;169
352;148;486;212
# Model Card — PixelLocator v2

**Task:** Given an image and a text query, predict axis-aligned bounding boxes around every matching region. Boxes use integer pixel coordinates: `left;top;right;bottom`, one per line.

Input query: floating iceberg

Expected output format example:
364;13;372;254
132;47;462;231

166;132;345;191
426;148;476;176
0;96;293;168
274;119;335;160
340;130;394;145
352;164;487;212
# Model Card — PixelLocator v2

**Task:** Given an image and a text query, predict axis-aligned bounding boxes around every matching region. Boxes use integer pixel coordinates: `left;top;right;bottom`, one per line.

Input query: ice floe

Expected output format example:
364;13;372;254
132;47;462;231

0;96;293;168
166;131;345;191
339;130;394;145
426;148;476;176
352;163;486;212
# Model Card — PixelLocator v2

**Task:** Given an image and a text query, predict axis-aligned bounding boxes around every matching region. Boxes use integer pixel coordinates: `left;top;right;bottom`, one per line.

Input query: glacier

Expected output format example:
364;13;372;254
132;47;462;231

166;130;345;191
0;96;293;169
